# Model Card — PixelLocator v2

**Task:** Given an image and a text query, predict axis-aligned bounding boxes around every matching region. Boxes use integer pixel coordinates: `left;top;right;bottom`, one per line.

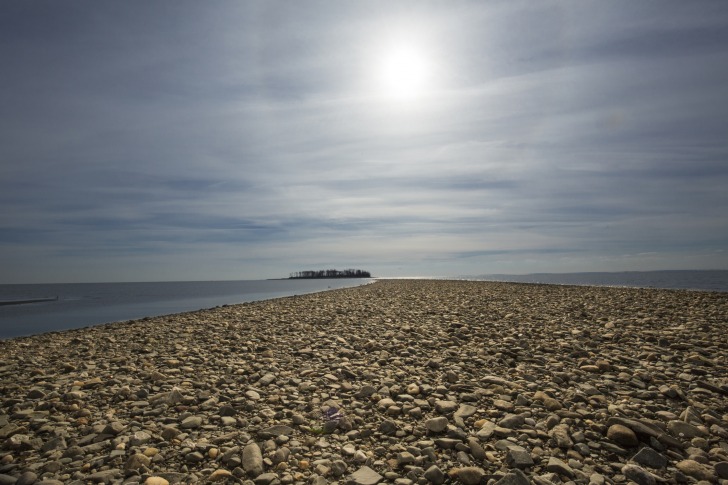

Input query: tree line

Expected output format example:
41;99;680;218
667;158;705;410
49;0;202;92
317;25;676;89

289;269;371;279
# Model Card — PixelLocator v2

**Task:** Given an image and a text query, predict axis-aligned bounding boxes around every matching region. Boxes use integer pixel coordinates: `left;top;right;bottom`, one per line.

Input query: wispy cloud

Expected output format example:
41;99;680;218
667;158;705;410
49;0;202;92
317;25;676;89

1;1;727;282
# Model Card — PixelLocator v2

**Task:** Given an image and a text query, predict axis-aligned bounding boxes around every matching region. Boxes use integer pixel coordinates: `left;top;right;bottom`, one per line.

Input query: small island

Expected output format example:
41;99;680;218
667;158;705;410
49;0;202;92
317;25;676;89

289;269;371;279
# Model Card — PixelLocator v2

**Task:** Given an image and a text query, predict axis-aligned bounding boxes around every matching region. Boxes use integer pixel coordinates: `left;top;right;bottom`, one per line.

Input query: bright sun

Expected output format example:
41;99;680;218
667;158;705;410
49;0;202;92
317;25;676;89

376;43;432;100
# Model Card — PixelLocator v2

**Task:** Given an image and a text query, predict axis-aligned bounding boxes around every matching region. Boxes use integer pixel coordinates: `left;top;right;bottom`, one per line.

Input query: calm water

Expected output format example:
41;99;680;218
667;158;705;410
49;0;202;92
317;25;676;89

467;270;728;292
3;271;726;339
0;279;372;339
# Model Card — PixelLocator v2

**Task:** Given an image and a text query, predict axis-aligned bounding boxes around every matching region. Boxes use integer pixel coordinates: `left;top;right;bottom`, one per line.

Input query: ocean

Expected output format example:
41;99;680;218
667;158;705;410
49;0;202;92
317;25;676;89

2;271;726;340
0;279;372;339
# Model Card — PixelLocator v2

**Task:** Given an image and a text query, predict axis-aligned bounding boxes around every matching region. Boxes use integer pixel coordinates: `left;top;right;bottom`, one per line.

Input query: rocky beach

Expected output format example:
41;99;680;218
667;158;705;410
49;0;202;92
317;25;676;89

0;279;727;485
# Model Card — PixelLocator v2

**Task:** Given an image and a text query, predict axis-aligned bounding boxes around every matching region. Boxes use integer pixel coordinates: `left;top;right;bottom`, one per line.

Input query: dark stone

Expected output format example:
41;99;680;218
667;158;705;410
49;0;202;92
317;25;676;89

632;447;668;469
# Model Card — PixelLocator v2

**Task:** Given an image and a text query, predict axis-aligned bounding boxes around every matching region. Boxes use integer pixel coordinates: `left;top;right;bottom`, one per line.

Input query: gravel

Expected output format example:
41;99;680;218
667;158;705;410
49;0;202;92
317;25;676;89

0;279;726;485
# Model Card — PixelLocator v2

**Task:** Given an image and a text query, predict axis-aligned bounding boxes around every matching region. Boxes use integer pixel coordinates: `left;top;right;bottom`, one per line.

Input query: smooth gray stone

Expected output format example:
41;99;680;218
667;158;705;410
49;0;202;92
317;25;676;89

349;466;383;485
243;442;264;477
622;464;656;485
424;465;445;485
505;448;534;469
259;425;295;437
546;457;574;478
425;417;448;433
16;471;38;485
456;467;485;485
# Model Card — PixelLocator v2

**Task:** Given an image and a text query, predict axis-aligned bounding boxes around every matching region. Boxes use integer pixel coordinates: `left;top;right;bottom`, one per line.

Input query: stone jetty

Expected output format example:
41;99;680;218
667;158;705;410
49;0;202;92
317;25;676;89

0;279;727;485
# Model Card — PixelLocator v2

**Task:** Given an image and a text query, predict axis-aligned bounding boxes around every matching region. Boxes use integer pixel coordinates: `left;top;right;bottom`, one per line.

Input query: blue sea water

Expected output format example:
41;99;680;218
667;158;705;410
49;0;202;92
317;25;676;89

2;271;725;340
0;279;372;339
465;270;728;292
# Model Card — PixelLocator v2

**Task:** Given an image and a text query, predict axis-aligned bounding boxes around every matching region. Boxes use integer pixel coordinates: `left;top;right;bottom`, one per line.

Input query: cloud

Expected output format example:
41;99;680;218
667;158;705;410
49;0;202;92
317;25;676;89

1;1;727;282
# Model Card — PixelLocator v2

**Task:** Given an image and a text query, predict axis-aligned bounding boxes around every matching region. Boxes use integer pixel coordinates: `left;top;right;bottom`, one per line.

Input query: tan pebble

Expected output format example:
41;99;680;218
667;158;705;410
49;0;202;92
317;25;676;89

277;462;288;471
607;424;639;447
145;478;170;485
209;469;232;481
474;419;487;428
143;447;159;457
1;455;13;464
208;448;219;459
299;460;309;469
676;460;715;481
115;443;126;450
448;468;460;478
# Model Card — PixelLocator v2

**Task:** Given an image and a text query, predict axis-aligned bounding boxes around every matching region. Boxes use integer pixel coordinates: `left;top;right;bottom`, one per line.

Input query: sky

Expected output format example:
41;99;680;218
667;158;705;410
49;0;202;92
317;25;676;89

1;1;728;283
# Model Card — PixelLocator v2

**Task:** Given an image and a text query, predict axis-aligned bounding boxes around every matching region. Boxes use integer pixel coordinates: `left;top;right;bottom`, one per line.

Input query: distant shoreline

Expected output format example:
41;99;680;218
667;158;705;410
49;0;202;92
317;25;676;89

0;296;58;306
287;276;372;280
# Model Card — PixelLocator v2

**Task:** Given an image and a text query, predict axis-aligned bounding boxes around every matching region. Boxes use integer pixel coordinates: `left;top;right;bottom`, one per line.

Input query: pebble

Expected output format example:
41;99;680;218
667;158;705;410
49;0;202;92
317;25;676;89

676;459;716;481
715;461;728;479
631;447;668;469
621;464;657;485
350;466;383;485
549;424;573;448
546;457;574;478
455;467;485;485
0;280;725;485
505;448;534;469
425;417;449;433
144;478;170;485
607;424;639;447
494;469;530;485
209;469;233;481
243;442;264;477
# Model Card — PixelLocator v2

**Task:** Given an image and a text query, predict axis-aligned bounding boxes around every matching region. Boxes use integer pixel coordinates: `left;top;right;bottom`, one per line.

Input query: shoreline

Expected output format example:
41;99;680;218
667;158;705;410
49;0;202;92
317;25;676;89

0;280;726;485
0;279;376;341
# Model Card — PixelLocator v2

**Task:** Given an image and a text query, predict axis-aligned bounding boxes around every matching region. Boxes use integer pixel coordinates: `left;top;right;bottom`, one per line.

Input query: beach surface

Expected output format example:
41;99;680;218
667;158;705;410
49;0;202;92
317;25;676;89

0;279;727;485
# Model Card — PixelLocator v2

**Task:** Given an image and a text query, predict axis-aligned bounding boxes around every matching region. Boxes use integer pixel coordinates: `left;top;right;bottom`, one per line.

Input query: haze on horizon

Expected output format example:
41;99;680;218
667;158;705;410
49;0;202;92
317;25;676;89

1;2;727;284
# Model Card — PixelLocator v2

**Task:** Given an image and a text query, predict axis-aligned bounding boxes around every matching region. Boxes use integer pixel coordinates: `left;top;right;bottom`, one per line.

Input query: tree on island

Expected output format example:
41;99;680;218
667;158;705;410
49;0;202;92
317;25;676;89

289;269;371;279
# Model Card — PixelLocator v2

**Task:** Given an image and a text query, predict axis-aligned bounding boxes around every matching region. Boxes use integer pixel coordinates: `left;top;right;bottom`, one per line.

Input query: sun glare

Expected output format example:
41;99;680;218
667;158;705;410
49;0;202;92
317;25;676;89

376;43;432;100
